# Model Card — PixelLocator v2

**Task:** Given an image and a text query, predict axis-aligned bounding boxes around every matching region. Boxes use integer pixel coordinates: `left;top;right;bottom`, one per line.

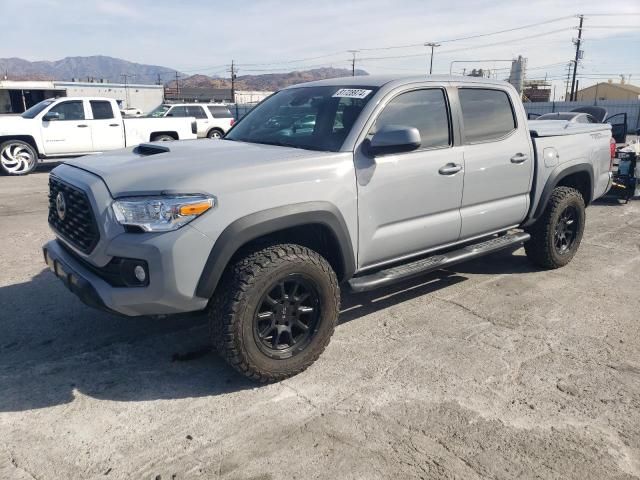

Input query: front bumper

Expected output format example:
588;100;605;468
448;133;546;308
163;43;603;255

43;243;119;315
43;229;213;316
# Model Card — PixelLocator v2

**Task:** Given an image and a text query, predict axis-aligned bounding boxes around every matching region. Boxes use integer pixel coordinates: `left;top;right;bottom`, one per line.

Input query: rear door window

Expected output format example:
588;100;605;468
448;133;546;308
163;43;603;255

90;100;114;120
187;106;207;119
459;88;516;143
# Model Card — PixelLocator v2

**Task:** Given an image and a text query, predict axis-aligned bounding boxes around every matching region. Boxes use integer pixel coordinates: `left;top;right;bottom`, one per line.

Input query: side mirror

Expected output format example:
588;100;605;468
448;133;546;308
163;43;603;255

43;111;60;122
367;125;421;156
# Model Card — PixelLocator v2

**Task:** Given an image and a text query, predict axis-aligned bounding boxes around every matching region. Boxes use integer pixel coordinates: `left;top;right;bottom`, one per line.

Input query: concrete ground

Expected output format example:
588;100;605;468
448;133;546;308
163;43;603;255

0;167;639;480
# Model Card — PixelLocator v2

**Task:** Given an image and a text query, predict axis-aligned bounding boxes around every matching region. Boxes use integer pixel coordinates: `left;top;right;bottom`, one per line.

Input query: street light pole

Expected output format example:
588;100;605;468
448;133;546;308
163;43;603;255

424;43;440;75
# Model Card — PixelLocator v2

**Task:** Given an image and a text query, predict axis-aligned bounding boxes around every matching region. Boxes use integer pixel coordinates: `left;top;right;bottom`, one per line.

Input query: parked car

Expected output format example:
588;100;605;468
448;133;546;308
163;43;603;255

120;107;143;117
43;76;614;382
147;103;234;139
0;97;197;175
536;112;598;123
531;106;628;143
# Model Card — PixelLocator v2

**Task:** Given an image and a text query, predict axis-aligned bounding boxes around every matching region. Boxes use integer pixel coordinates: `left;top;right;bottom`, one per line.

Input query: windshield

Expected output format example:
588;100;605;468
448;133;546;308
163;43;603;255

225;85;378;152
147;105;172;118
21;99;55;119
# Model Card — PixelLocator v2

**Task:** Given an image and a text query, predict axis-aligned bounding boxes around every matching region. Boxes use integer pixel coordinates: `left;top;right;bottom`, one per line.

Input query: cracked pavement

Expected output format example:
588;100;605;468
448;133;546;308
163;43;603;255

0;169;639;479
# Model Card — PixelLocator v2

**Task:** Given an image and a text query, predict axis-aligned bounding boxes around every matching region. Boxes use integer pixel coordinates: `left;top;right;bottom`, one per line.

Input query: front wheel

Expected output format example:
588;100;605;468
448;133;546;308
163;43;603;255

525;186;585;269
0;140;38;176
208;244;340;382
207;129;224;139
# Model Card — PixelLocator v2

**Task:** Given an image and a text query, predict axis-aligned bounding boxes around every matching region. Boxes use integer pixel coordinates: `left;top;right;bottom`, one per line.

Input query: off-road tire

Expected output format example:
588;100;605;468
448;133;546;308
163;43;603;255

525;186;585;269
208;243;340;382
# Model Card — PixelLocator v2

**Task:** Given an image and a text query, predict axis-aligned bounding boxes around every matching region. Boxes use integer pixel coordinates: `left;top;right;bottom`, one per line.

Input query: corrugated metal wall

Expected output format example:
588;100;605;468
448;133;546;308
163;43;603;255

524;100;640;131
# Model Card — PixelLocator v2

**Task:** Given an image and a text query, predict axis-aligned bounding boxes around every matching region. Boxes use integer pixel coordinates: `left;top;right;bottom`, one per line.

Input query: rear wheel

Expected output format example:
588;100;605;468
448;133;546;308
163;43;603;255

151;134;175;142
208;244;340;382
0;140;38;176
525;186;585;269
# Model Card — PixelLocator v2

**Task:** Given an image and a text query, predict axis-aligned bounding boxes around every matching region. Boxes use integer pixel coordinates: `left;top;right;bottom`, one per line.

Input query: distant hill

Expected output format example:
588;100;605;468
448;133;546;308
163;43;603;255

0;56;368;90
0;55;179;83
168;67;369;91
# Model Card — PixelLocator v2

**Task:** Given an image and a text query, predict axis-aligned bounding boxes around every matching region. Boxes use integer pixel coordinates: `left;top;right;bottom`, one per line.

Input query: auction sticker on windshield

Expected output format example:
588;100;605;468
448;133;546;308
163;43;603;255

332;88;372;99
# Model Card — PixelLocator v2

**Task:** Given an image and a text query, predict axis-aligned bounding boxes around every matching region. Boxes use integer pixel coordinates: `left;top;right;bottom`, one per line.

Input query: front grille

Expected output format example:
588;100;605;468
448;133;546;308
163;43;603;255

48;176;100;254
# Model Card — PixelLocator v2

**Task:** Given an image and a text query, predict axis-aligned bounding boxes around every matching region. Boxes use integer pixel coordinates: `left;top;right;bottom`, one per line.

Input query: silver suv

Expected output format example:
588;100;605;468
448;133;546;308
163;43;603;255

43;75;613;381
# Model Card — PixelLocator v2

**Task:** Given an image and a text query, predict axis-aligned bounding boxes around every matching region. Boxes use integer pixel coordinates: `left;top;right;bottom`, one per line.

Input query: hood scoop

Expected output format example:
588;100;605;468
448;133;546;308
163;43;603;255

133;143;171;156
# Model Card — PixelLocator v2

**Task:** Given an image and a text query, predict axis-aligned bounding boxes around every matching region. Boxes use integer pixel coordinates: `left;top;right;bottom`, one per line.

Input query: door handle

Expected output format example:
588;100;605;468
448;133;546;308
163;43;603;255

510;153;528;164
438;163;463;175
109;124;120;127
77;124;88;128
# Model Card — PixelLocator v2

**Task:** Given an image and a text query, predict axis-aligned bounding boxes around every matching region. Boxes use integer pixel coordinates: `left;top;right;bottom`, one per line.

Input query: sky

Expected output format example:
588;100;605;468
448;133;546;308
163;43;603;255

1;0;639;99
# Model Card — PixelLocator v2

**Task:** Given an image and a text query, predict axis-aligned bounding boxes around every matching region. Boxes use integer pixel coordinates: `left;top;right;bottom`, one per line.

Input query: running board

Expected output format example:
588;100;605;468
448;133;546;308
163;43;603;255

348;232;531;293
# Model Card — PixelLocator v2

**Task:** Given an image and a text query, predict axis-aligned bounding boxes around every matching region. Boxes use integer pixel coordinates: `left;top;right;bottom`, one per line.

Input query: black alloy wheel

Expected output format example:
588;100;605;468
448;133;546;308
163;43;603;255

254;274;321;359
554;205;579;255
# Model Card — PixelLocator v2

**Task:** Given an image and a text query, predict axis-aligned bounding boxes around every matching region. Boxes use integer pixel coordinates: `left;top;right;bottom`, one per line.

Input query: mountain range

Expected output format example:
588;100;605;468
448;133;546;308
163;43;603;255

0;55;368;91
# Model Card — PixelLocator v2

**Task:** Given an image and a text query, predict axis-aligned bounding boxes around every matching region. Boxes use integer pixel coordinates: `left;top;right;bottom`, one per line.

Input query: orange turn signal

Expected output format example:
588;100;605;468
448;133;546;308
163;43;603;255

179;200;213;216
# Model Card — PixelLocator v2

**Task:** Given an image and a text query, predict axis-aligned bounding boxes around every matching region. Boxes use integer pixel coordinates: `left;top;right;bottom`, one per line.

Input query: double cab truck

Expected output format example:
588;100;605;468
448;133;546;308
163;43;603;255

0;97;197;175
43;76;614;381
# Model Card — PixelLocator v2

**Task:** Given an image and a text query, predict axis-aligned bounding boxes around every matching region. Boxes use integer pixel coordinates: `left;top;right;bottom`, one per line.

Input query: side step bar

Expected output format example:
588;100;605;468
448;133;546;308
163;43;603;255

348;232;530;293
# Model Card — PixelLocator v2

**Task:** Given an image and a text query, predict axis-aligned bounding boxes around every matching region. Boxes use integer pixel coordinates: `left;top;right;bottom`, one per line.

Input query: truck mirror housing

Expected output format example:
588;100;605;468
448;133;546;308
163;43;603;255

43;111;60;122
368;125;421;156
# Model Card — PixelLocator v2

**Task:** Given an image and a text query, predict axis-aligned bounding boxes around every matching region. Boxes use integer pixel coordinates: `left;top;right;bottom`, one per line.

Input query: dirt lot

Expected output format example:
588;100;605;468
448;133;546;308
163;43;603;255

0;167;639;480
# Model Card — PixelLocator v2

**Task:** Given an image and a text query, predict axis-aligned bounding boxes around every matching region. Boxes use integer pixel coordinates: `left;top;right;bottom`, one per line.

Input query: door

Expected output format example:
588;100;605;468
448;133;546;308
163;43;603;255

167;105;207;137
40;100;92;155
457;88;533;239
605;113;628;143
89;100;125;151
355;88;464;269
186;106;208;137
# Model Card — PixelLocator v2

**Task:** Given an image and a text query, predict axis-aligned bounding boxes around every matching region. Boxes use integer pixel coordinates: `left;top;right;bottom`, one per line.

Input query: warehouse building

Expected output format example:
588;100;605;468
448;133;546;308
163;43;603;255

0;79;164;114
576;80;640;102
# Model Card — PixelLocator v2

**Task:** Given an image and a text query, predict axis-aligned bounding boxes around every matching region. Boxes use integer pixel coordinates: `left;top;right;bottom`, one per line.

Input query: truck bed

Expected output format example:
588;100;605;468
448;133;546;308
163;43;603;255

527;119;612;219
528;119;611;137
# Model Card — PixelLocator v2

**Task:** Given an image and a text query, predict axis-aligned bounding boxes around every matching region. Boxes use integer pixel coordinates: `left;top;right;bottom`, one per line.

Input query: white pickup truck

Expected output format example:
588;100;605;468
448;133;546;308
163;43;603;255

0;97;197;175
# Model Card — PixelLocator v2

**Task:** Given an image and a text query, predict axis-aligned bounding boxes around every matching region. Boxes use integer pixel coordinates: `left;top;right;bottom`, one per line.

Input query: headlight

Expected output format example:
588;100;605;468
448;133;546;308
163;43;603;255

112;195;215;232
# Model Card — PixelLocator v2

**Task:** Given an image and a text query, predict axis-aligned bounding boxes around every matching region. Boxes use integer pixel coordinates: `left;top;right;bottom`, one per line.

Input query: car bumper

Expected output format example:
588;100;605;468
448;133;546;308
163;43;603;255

43;227;213;316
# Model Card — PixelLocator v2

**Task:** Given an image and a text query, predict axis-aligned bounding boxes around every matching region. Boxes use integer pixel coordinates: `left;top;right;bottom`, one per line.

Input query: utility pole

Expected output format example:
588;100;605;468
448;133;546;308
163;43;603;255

347;50;359;76
564;61;573;101
569;14;584;101
121;74;131;107
156;73;162;85
229;60;238;118
425;42;440;75
174;71;180;97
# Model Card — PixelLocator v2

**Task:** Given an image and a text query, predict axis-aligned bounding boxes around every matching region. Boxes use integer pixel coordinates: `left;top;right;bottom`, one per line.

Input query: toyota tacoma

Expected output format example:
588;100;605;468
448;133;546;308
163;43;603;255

43;76;614;381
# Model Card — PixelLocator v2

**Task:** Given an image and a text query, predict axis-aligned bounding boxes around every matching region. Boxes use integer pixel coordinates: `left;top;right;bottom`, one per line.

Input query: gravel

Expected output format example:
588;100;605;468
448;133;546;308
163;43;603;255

1;168;639;479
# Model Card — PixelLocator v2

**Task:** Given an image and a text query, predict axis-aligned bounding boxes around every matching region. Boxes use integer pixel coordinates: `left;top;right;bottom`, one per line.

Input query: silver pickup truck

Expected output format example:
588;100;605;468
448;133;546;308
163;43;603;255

43;75;614;381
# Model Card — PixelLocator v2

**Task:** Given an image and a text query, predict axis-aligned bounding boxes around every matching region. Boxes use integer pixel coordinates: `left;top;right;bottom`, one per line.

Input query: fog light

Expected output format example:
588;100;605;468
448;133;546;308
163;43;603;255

134;265;146;283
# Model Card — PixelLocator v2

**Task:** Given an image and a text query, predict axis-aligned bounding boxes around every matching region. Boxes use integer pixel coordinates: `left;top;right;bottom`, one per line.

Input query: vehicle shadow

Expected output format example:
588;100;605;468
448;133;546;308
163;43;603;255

0;249;530;412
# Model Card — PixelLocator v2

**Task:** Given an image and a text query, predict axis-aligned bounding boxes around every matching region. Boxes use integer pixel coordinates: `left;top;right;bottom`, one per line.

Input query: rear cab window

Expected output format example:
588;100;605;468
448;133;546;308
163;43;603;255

459;88;516;143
